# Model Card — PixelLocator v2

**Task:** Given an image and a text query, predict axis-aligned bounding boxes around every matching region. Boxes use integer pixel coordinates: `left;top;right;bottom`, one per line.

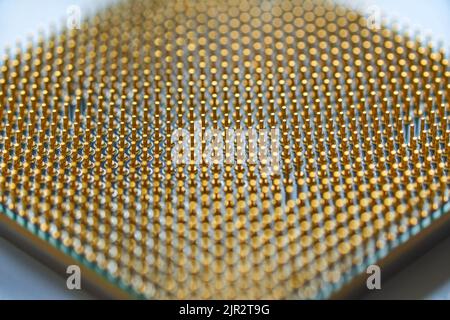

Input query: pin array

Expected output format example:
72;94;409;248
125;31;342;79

0;0;449;299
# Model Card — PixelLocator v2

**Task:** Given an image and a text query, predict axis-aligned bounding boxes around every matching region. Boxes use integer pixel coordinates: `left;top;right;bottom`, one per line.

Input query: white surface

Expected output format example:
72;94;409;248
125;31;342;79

0;0;449;299
365;236;450;300
358;0;450;46
0;238;91;299
0;0;114;49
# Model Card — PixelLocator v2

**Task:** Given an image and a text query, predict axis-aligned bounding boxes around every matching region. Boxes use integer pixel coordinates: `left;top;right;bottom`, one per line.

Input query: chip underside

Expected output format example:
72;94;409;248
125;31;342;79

0;0;449;299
